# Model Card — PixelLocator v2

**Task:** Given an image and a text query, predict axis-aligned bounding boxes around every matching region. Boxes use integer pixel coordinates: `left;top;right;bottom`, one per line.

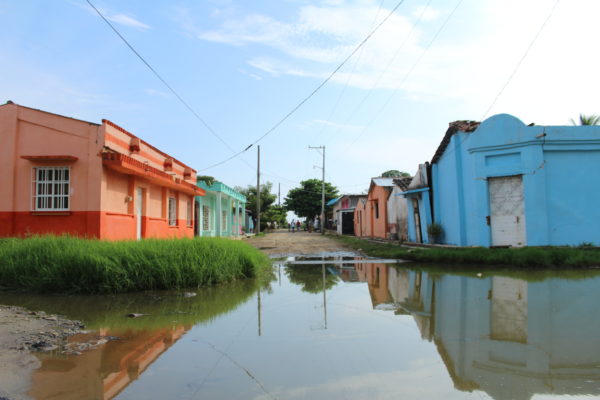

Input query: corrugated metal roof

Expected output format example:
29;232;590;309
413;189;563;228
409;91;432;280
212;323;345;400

327;197;342;206
371;177;396;187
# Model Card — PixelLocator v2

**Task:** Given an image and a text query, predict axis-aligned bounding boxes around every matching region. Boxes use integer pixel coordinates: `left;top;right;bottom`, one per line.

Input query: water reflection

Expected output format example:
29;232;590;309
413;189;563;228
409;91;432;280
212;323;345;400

367;266;600;400
0;279;271;399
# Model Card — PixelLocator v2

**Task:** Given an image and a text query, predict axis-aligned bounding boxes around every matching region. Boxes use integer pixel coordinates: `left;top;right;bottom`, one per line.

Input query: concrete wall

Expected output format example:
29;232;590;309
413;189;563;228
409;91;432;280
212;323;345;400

433;113;600;246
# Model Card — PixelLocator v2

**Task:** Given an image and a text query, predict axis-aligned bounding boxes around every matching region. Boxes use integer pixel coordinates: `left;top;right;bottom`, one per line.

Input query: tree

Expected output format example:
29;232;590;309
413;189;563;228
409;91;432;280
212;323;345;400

284;179;339;220
236;182;277;217
262;204;287;228
285;265;339;293
381;170;411;178
570;114;600;126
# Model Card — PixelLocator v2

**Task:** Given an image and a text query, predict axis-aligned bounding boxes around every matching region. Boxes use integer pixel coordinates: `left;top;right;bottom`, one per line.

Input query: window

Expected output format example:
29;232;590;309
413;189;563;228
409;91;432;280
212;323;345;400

168;197;177;226
374;202;379;219
186;201;192;227
222;210;227;230
32;167;70;211
202;205;210;231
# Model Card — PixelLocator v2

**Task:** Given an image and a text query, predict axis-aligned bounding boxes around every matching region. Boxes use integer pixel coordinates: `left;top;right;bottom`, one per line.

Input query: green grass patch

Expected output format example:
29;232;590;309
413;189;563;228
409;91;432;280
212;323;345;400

331;235;600;268
0;236;271;294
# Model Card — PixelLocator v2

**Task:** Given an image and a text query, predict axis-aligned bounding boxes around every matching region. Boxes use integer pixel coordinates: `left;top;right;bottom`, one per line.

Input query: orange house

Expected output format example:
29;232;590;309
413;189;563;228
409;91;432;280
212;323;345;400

0;102;204;240
353;178;394;239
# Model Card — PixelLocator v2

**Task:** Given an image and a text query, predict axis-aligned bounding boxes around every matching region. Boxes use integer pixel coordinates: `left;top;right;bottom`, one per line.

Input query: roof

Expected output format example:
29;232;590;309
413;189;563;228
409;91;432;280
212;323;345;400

393;177;412;191
431;120;480;164
371;177;396;187
1;101;100;126
327;196;342;206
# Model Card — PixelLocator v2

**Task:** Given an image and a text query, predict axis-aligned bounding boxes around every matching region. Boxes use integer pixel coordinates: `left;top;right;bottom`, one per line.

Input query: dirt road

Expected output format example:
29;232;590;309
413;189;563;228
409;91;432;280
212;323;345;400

246;229;358;257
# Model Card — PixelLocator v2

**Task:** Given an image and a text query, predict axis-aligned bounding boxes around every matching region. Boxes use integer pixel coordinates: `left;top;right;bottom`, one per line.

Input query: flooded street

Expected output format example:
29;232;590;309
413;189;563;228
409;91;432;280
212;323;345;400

2;256;600;399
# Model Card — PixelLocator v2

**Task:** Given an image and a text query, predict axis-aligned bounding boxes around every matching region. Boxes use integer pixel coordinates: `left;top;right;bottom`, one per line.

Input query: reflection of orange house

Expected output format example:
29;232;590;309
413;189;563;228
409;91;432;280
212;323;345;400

29;326;190;400
354;262;392;306
353;178;394;239
0;102;204;239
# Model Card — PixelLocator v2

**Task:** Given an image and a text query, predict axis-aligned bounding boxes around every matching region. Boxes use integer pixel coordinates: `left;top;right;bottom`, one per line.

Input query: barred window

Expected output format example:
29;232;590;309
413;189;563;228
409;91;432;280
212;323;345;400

202;205;210;231
222;210;227;230
32;167;70;211
168;197;177;226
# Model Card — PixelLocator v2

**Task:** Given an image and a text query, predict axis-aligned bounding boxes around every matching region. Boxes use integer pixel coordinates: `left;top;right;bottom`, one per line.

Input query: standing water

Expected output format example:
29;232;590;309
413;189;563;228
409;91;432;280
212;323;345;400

3;257;600;399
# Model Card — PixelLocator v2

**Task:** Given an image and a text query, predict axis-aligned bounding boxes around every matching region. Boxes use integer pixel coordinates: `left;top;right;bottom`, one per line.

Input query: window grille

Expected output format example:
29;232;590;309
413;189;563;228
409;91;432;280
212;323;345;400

202;205;210;231
186;201;192;226
32;167;70;211
222;210;227;230
168;197;177;226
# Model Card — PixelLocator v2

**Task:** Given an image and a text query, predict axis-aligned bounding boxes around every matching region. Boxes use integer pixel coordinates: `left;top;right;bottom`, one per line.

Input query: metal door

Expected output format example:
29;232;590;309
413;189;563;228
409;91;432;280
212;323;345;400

488;176;526;247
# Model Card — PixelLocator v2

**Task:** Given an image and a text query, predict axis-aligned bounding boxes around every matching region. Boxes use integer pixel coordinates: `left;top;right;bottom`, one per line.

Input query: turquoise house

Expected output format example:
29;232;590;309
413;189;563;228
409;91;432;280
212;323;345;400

411;114;600;247
195;180;246;237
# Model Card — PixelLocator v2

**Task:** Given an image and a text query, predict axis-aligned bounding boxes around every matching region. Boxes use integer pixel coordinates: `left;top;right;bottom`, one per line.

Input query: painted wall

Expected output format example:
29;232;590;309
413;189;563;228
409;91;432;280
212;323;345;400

433;114;600;246
388;185;409;241
0;103;198;239
367;185;391;239
196;181;246;237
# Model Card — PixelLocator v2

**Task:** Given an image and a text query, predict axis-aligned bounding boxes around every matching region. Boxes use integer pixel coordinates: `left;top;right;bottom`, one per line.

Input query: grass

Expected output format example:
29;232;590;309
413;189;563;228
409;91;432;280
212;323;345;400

0;236;271;294
332;235;600;268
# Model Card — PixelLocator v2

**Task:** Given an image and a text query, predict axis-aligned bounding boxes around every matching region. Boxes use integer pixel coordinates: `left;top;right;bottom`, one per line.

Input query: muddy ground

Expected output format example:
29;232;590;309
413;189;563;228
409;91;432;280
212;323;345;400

246;229;358;257
0;305;85;400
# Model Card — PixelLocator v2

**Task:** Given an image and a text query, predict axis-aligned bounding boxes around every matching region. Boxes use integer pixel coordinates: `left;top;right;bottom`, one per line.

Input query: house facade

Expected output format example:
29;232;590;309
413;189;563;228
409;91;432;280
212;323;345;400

195;180;246;237
0;102;203;239
330;195;365;235
353;178;394;239
403;164;433;243
387;177;411;241
431;114;600;247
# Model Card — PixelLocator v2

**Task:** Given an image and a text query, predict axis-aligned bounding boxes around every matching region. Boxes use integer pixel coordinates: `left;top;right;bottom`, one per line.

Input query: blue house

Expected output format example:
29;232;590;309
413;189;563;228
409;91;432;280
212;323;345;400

402;163;433;243
426;114;600;247
195;179;246;237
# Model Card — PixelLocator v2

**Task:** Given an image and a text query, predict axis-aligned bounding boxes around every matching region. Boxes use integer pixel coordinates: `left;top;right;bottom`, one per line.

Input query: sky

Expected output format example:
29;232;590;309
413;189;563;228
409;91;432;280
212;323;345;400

1;0;599;199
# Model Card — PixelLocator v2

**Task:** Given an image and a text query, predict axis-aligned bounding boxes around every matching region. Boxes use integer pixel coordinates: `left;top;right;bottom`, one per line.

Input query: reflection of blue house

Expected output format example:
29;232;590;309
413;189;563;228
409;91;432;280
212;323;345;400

426;114;600;246
195;180;246;237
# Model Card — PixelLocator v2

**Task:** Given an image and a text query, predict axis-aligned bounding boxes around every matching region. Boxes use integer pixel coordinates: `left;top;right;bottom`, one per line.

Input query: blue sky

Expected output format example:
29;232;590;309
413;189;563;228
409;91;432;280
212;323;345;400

2;0;599;198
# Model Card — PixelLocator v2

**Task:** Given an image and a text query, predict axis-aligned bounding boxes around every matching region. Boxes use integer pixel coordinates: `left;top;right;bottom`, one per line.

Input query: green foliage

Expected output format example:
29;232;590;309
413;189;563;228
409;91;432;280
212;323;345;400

0;236;271;294
236;182;277;215
284;179;339;219
331;235;600;268
262;204;287;228
381;170;411;178
197;175;216;186
570;114;600;126
426;223;444;242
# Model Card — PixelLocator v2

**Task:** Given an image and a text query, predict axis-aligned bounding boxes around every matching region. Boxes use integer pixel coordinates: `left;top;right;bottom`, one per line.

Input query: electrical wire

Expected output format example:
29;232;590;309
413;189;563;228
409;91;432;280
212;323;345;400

85;0;236;154
199;0;408;171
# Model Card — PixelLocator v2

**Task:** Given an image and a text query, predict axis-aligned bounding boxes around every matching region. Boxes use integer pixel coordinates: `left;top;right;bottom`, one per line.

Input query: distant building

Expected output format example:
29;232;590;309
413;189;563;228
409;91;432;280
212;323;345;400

354;178;395;239
195;180;246;237
387;177;412;241
0;102;203;239
329;195;366;235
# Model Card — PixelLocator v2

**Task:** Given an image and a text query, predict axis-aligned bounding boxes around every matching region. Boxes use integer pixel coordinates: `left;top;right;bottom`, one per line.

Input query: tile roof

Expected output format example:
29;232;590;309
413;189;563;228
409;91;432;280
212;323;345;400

431;120;480;164
393;177;412;191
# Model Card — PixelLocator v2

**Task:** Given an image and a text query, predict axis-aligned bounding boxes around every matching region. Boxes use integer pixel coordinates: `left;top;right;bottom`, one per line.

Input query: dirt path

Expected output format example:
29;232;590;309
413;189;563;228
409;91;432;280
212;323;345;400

246;229;358;257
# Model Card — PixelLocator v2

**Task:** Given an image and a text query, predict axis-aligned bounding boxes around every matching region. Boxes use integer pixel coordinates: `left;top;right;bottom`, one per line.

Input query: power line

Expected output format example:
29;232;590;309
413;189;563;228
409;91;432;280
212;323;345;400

85;0;236;154
200;0;408;171
481;0;560;119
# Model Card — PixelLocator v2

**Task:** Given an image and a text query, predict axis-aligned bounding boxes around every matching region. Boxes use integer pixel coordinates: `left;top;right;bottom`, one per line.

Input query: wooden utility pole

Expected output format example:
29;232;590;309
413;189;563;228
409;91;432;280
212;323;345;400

256;145;260;234
278;183;281;206
309;145;326;235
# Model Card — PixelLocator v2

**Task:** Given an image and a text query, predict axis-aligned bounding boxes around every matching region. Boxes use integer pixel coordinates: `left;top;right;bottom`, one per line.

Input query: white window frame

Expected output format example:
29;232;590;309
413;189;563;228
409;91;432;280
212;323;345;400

168;196;177;226
32;166;70;211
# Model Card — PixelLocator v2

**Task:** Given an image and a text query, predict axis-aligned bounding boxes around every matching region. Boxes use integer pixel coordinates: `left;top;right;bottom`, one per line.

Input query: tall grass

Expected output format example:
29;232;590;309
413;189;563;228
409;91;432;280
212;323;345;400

332;235;600;268
0;236;271;294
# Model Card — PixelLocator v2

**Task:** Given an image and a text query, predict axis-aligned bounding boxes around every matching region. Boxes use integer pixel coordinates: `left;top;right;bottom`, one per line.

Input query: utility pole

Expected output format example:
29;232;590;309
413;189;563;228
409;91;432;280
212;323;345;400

309;145;326;235
278;183;281;206
256;145;260;234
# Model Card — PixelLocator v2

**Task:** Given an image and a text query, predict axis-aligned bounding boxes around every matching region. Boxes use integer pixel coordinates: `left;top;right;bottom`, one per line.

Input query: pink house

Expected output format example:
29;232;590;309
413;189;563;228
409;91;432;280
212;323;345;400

0;102;204;240
354;178;395;239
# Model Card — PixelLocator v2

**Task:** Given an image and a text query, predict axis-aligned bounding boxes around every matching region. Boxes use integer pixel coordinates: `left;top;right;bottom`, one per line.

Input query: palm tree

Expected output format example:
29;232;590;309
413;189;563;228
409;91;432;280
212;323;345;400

570;114;600;125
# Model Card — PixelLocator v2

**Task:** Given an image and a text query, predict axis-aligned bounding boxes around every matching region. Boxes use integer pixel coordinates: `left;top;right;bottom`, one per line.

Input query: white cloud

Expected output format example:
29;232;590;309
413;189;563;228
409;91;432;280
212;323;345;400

237;68;263;80
412;5;440;21
107;13;151;30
